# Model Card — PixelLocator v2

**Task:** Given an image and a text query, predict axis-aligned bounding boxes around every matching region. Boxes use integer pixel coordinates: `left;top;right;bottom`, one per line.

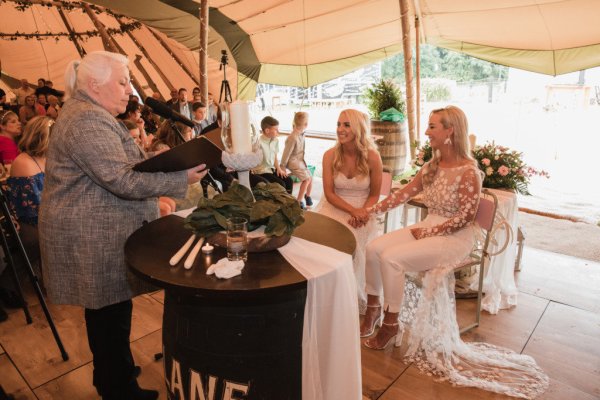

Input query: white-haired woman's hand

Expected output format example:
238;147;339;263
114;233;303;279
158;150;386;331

187;164;208;184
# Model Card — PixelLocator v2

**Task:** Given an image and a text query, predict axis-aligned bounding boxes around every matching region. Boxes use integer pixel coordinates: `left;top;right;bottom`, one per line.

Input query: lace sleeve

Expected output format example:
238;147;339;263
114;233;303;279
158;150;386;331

368;168;424;215
417;167;481;239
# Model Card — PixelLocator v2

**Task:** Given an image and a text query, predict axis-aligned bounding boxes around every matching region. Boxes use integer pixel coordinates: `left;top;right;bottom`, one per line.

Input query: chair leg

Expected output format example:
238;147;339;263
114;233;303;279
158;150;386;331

514;226;525;271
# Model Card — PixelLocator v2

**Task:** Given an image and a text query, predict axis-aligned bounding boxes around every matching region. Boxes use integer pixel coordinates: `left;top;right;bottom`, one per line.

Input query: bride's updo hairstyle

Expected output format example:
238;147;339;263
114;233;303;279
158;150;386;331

63;51;129;99
333;109;375;177
423;105;476;185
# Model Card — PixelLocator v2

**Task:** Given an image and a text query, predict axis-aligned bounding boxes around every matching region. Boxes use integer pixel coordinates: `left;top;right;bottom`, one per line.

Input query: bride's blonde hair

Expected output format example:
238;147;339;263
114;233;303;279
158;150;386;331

423;105;476;185
332;109;375;177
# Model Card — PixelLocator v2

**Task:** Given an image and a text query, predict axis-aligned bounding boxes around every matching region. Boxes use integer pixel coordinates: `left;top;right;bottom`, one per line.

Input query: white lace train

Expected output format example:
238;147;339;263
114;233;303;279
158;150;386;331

401;266;549;399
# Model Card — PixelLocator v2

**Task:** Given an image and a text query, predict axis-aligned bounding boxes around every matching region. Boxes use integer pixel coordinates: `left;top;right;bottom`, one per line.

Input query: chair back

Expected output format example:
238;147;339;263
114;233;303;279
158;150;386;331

475;192;496;232
380;171;392;197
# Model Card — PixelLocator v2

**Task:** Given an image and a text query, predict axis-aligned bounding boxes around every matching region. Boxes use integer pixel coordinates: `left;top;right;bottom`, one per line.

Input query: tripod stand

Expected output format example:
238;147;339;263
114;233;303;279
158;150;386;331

0;186;68;361
219;50;233;103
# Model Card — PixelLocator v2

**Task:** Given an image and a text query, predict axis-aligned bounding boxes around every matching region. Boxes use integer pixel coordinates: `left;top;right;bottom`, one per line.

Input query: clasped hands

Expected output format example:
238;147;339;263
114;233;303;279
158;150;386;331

348;207;370;228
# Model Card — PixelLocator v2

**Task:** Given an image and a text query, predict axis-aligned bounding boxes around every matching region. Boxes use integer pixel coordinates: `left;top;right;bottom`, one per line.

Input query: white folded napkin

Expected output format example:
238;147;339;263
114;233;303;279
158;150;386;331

206;257;245;279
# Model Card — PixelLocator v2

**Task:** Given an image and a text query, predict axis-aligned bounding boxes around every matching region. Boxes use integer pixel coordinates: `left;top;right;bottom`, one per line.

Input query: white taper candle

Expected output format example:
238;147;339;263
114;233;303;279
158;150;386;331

229;100;252;154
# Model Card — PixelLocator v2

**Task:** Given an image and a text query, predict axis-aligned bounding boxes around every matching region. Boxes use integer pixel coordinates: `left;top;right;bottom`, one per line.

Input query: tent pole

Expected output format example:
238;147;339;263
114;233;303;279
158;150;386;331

415;15;421;146
57;8;86;58
199;0;209;105
82;3;145;98
148;28;200;89
399;0;416;159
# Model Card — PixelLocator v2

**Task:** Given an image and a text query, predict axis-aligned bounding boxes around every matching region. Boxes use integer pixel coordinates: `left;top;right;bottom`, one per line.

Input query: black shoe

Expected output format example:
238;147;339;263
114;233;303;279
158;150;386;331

304;195;313;207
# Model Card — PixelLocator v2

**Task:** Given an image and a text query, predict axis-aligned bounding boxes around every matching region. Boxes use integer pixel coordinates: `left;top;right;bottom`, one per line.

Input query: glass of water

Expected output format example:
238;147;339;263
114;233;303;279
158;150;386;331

226;217;248;261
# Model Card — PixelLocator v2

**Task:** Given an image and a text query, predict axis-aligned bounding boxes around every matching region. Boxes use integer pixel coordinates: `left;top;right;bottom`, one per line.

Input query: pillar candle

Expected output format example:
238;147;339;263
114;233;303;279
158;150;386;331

229;101;252;154
469;134;477;150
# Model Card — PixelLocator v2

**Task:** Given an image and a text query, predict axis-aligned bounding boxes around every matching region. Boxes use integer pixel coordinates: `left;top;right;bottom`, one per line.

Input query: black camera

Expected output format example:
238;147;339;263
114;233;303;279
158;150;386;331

219;50;228;70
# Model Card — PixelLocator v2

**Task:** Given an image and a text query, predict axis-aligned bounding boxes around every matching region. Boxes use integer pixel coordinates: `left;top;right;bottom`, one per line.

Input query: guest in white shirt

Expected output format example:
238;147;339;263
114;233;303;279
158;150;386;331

14;79;34;106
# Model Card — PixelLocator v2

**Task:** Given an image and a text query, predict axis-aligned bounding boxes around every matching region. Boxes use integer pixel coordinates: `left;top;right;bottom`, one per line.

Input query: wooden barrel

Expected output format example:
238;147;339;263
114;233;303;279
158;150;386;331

162;289;306;399
371;120;408;176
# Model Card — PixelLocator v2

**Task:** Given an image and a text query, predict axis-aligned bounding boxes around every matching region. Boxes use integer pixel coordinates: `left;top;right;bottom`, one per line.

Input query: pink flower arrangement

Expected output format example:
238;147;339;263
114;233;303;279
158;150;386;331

412;141;549;194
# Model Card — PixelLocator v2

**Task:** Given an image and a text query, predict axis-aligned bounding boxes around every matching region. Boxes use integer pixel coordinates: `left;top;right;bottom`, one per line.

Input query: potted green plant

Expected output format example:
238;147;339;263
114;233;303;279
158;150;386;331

363;79;408;176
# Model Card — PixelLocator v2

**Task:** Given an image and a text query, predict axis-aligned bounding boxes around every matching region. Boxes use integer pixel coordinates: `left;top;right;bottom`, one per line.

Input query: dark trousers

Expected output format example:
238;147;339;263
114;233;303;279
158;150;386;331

257;170;294;194
85;300;135;397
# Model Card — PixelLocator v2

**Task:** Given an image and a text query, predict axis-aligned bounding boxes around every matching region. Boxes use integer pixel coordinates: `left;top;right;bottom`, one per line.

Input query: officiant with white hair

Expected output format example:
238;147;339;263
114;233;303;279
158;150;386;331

39;51;207;400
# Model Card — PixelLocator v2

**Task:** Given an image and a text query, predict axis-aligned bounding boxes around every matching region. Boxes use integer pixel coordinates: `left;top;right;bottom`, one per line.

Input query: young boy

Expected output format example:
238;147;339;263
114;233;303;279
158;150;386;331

191;102;209;137
253;116;293;194
280;112;312;208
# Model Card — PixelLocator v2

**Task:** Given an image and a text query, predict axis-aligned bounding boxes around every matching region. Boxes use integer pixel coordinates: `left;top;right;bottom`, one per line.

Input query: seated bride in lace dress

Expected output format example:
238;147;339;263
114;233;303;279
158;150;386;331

358;106;548;399
314;109;382;312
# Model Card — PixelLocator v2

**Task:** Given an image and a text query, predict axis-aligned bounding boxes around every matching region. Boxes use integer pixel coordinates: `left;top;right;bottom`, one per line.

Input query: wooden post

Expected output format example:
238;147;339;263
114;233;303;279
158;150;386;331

199;0;209;105
415;16;421;146
399;0;417;159
82;2;145;98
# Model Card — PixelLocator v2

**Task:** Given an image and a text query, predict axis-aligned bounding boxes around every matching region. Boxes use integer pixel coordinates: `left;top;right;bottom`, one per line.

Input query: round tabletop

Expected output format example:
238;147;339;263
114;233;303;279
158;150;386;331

125;211;356;299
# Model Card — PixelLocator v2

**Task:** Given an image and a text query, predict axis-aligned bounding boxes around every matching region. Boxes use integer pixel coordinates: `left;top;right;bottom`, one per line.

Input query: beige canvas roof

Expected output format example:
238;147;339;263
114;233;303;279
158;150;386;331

2;0;600;100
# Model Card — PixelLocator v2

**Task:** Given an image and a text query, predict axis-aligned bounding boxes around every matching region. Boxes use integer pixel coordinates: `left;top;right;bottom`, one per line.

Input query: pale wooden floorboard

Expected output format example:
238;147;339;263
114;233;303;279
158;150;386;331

516;247;600;314
0;246;598;399
522;302;600;399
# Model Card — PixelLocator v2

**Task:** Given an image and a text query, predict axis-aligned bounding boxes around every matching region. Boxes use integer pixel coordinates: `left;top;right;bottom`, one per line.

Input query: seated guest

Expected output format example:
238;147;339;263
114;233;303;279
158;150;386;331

149;120;192;152
140;105;158;135
45;95;61;120
191;102;209;137
171;88;192;120
313;109;382;312
252;116;293;194
35;94;47;116
0;88;10;111
0;110;22;164
6;116;53;270
18;95;37;125
14;79;34;106
119;101;151;150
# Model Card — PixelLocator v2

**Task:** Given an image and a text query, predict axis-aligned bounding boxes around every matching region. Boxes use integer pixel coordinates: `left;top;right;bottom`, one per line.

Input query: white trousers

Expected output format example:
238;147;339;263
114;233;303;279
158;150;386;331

365;214;475;313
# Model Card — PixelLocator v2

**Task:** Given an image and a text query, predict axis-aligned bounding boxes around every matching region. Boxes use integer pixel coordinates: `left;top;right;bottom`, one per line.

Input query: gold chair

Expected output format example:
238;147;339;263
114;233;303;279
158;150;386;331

455;188;499;334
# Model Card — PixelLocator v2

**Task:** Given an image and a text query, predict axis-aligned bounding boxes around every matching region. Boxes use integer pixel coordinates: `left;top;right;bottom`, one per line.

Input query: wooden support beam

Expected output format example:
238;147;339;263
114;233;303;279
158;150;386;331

82;2;145;97
199;0;209;105
57;7;86;58
399;0;417;159
148;28;200;89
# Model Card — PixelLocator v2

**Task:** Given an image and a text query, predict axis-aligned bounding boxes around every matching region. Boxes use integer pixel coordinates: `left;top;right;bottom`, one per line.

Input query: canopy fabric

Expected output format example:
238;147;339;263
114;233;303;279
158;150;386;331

0;1;237;101
2;0;600;100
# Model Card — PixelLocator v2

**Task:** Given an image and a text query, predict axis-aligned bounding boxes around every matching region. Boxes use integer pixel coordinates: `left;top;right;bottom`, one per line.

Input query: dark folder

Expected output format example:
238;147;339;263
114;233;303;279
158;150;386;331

133;135;223;173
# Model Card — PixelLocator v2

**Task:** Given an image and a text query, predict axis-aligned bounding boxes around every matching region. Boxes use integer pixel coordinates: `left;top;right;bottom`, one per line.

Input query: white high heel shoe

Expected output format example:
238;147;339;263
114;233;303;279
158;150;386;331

364;321;404;350
360;304;382;338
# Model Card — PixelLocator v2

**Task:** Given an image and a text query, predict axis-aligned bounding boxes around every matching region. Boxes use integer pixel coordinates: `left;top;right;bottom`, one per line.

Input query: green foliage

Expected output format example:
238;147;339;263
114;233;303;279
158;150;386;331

421;78;452;102
382;45;508;83
363;79;406;120
184;182;305;237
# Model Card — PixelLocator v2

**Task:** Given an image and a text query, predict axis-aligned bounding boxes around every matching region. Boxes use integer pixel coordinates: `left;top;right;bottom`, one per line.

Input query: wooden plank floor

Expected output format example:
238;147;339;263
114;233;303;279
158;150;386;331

1;246;599;399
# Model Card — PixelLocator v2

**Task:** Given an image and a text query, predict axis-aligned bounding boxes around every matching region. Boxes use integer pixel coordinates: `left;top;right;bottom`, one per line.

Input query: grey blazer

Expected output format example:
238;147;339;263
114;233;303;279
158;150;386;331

39;90;188;309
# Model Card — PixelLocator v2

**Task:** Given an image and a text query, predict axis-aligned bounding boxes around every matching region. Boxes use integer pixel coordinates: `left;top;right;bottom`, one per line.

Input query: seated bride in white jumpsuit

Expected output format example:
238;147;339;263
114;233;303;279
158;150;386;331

359;106;548;399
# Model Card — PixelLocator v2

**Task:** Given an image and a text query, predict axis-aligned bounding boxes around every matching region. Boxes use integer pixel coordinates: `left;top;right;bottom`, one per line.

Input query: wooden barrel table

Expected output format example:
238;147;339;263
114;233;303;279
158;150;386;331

125;211;355;400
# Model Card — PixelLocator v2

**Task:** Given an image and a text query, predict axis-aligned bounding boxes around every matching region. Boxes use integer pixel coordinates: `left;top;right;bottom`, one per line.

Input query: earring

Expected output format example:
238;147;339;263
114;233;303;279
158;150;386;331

444;137;452;145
